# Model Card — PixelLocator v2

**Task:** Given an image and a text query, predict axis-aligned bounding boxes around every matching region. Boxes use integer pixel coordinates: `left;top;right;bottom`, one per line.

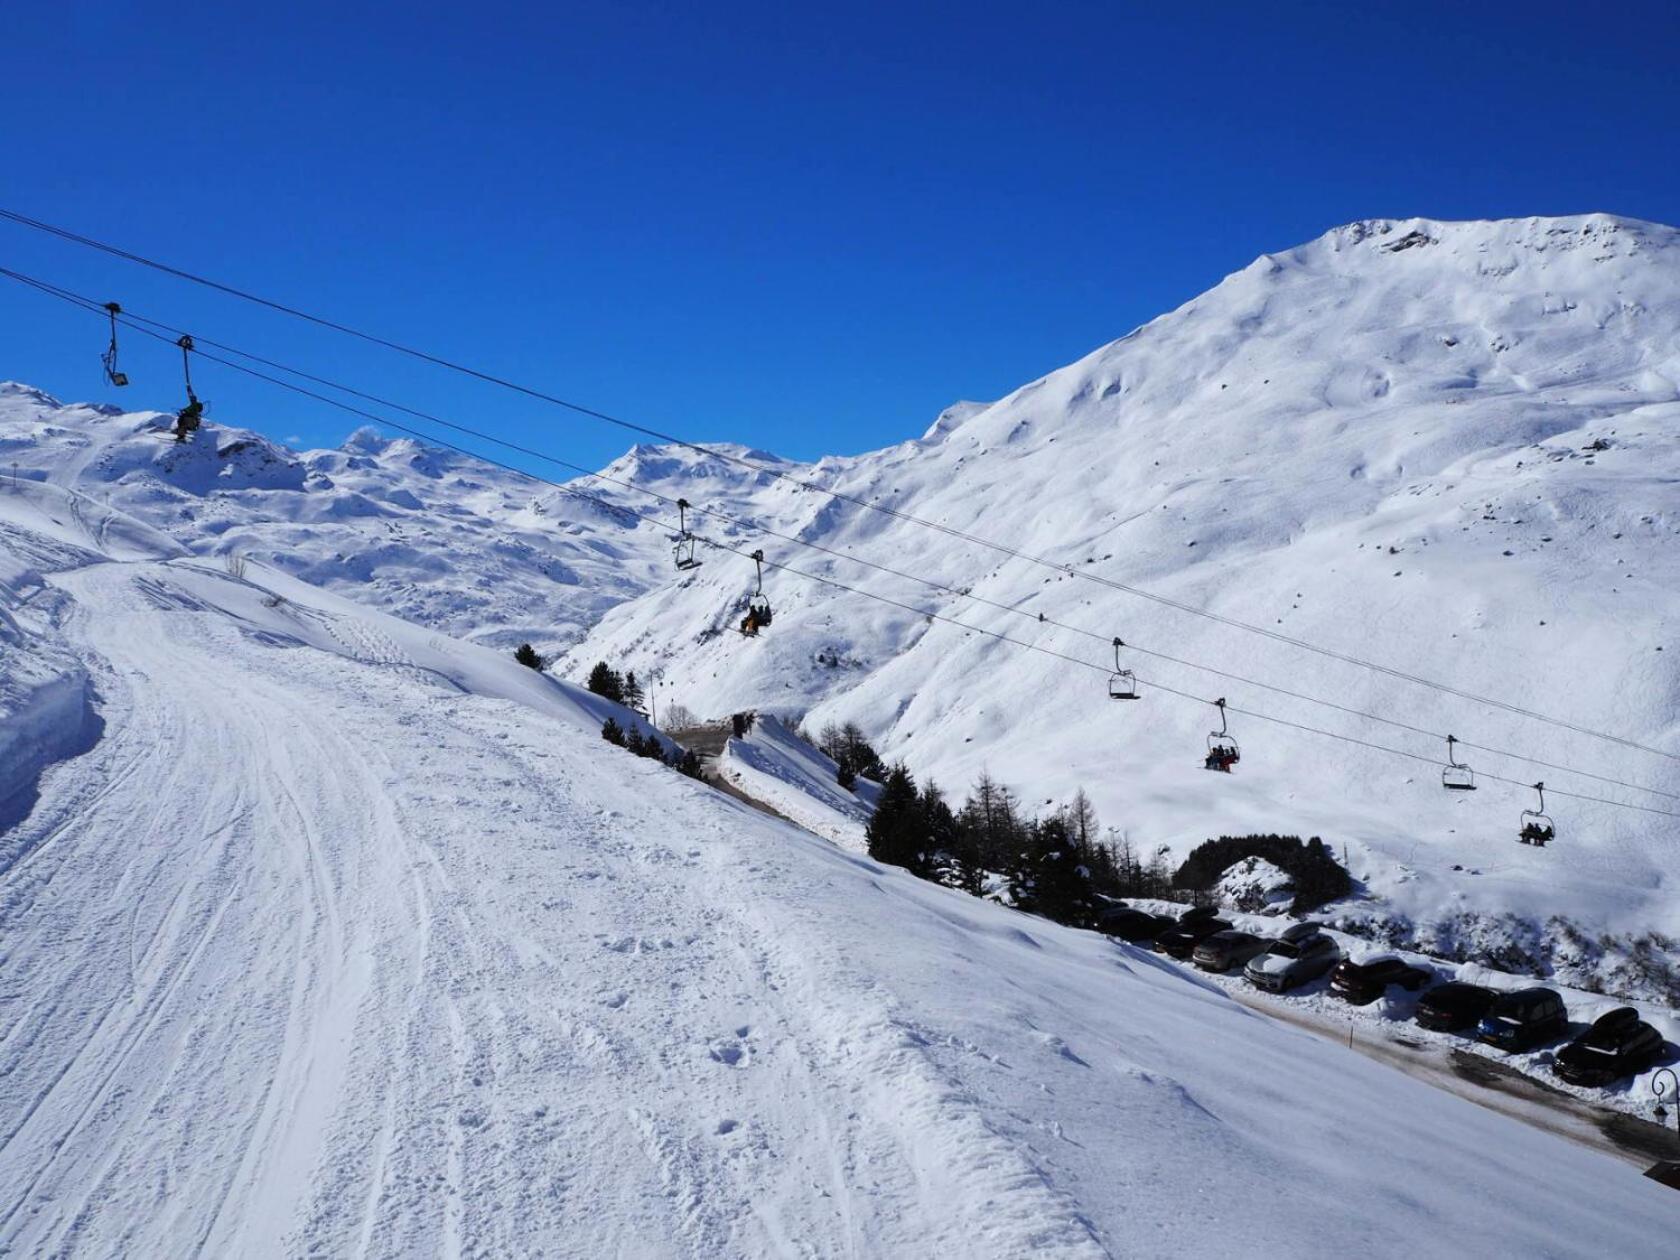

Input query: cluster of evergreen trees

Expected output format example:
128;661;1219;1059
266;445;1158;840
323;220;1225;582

807;721;885;789
514;643;543;670
601;717;704;779
866;767;1352;929
865;770;1170;928
586;661;645;711
1172;834;1350;912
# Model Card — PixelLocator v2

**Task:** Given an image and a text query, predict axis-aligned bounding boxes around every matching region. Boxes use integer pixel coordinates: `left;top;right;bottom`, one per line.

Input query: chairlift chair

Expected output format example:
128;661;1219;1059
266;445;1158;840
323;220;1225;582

1204;697;1239;772
101;302;129;387
673;498;701;571
172;334;204;442
739;549;772;636
1107;637;1140;700
1441;734;1477;791
1518;781;1555;845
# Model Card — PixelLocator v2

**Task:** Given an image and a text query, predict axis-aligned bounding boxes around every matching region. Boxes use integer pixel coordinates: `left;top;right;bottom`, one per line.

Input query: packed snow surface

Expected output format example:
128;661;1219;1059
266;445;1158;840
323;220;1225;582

3;444;1678;1254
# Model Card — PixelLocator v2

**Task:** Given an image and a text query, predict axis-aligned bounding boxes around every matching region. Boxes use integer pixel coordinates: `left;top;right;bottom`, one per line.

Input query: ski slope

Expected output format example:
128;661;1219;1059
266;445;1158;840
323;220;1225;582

4;469;1678;1255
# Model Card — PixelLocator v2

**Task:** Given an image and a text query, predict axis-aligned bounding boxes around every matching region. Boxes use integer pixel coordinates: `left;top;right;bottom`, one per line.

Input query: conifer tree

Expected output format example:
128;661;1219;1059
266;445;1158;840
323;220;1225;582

865;764;922;870
623;671;645;712
587;661;625;703
601;717;626;746
514;643;543;671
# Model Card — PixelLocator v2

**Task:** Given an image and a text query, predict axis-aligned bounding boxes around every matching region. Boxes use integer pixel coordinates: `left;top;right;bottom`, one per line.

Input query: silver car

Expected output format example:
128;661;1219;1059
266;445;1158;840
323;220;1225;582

1245;929;1340;992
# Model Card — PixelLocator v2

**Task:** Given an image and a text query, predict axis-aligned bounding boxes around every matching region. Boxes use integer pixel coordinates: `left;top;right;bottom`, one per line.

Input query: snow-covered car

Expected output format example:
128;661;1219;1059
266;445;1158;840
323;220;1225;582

1156;913;1234;960
1414;982;1498;1032
1553;1008;1667;1087
1191;929;1271;972
1329;953;1432;1005
1095;906;1173;943
1476;988;1569;1052
1244;932;1340;992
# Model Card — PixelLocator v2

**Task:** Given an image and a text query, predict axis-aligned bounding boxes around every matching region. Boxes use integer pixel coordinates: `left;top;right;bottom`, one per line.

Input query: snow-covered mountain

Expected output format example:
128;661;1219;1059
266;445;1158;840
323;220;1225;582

4;419;1677;1256
9;213;1680;998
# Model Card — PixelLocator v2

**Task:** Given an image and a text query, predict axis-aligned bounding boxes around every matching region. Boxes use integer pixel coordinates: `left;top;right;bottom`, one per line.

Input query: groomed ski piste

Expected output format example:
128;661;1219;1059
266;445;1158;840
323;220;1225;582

3;462;1678;1255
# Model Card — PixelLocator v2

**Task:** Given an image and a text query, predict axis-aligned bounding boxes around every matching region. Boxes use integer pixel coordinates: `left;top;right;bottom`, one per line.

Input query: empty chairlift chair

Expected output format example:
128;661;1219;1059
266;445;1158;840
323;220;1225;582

101;301;129;387
1519;781;1556;845
1107;637;1140;701
1204;698;1240;772
1441;734;1477;791
673;498;701;571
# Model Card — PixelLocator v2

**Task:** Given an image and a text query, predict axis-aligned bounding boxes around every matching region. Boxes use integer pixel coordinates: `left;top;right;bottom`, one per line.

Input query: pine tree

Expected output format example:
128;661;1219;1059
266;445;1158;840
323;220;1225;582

601;717;626;746
514;643;543;671
836;760;858;790
866;764;922;870
1023;814;1092;927
623;671;645;712
587;661;625;703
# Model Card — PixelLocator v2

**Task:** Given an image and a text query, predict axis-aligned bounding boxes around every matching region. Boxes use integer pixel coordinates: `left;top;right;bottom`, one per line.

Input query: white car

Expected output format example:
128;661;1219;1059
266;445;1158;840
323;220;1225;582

1244;928;1340;993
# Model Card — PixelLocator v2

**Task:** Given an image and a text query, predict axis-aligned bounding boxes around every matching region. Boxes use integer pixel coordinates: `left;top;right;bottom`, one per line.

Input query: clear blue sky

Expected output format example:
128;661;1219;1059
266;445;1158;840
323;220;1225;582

3;1;1676;468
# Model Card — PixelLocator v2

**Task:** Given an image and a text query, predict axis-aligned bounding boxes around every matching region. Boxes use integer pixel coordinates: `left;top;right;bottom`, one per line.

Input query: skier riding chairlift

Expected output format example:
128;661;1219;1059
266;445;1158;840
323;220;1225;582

1204;698;1240;772
172;334;204;443
1518;781;1555;845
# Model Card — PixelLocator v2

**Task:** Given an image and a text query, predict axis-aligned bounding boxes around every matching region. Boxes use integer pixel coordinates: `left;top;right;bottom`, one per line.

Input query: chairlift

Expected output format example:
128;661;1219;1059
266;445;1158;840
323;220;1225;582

1518;781;1555;845
1441;734;1477;791
673;498;701;571
1107;636;1139;700
100;302;129;387
739;548;772;636
171;334;204;443
1204;697;1240;772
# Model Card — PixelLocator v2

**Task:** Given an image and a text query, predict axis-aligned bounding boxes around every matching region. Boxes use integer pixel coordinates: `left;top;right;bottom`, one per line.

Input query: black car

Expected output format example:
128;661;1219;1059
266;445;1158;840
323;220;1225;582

1095;907;1173;943
1157;913;1234;960
1191;929;1271;972
1554;1008;1666;1087
1414;982;1497;1032
1329;954;1432;1005
1476;987;1569;1052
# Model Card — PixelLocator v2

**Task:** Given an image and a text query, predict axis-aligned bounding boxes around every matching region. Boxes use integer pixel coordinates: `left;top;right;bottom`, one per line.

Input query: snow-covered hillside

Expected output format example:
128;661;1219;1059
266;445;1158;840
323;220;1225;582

10;213;1680;998
0;381;765;654
558;214;1680;994
3;469;1677;1255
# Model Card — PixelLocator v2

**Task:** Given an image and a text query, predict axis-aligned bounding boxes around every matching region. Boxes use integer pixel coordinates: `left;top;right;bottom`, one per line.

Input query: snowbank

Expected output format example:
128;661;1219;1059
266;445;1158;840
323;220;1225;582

716;715;878;848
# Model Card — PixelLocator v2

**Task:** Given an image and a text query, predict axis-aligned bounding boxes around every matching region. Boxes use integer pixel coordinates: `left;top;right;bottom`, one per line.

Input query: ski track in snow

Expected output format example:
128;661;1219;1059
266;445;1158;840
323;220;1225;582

0;557;1114;1257
1;545;1676;1256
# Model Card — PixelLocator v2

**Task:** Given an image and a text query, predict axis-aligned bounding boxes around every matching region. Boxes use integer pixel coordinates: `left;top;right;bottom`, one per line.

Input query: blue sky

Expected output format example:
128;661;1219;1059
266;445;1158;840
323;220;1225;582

2;2;1676;468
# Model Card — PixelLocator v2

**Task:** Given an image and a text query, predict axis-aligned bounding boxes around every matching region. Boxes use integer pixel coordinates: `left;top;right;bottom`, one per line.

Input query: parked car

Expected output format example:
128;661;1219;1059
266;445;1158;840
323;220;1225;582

1414;982;1498;1032
1476;988;1569;1052
1244;931;1341;992
1157;912;1234;959
1329;953;1433;1005
1095;906;1174;944
1554;1008;1667;1087
1192;929;1271;972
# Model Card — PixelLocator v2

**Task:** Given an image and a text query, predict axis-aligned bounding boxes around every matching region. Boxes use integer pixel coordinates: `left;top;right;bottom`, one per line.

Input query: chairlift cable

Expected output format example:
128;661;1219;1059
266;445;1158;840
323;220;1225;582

7;265;1680;824
2;206;1673;765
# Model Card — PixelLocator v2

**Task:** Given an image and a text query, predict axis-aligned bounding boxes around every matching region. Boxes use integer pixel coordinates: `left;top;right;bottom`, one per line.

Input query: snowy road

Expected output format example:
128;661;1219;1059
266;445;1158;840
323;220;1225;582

3;549;1679;1256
